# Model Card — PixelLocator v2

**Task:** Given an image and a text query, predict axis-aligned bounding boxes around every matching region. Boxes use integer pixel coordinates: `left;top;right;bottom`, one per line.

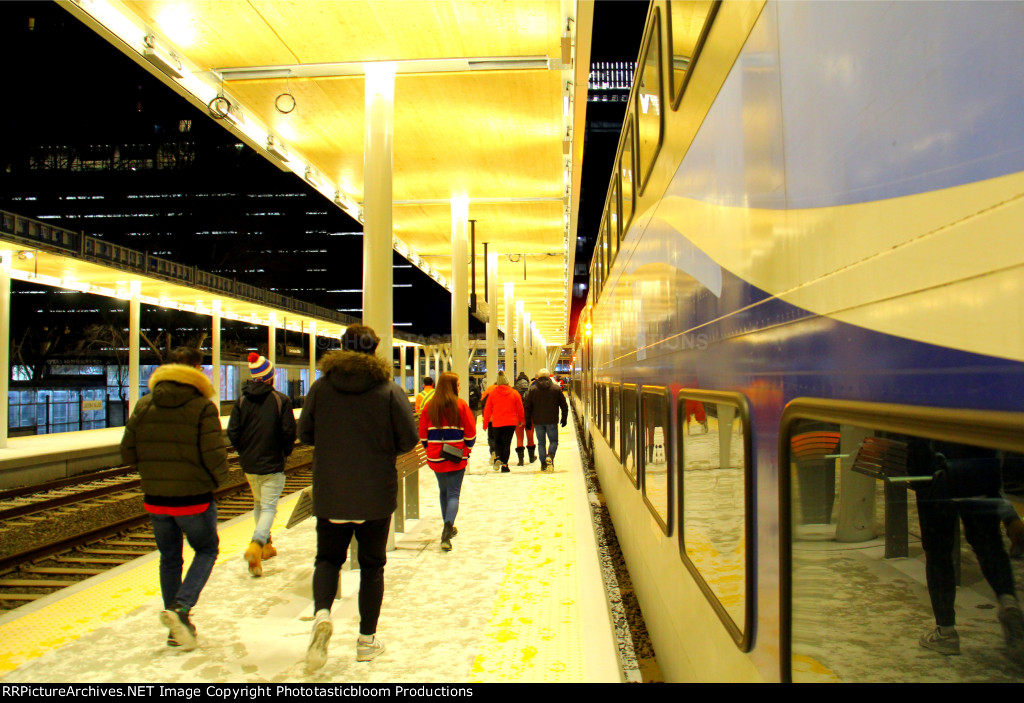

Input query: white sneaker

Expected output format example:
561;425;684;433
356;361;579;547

357;635;386;662
306;610;333;673
493;458;502;472
543;457;553;473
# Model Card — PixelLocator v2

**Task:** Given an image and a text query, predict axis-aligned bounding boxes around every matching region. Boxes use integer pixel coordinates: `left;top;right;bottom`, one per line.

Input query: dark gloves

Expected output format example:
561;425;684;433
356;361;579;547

560;419;567;427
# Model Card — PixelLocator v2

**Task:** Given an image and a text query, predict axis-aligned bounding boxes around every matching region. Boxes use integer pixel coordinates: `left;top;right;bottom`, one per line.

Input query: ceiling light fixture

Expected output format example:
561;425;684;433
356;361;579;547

266;136;289;161
142;34;183;79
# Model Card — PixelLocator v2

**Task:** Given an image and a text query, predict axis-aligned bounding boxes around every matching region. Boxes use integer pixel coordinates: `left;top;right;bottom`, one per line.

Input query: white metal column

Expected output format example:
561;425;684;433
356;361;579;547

413;345;420;394
129;280;141;414
451;197;469;401
504;282;514;377
486;253;498;384
0;252;9;448
399;344;407;392
523;312;532;377
516;301;525;380
308;320;317;390
268;311;277;390
211;300;221;408
363;62;396;360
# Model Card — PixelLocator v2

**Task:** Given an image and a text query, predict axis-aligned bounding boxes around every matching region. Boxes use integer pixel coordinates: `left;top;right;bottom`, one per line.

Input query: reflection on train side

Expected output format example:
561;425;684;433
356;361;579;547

681;398;747;642
788;418;1024;682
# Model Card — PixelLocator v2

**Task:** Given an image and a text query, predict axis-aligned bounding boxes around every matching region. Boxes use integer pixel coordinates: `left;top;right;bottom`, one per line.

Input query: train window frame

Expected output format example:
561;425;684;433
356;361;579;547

610;383;621;461
607;174;620;263
595;382;606;441
640;385;673;535
621;384;640;489
667;0;721;111
779;398;1024;683
620;118;635;238
676;389;754;652
635;7;664;197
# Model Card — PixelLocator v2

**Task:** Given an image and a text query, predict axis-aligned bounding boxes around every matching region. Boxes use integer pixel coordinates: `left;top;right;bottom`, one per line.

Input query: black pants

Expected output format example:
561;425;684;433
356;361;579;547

312;517;390;636
492;425;517;465
916;459;1015;627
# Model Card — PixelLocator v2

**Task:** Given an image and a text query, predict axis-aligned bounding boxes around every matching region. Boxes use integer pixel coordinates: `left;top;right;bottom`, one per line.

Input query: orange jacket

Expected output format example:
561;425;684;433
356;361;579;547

483;385;525;429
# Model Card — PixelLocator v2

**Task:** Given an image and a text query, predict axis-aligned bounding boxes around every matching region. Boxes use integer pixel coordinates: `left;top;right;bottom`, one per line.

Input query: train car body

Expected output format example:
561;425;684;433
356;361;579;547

575;1;1024;682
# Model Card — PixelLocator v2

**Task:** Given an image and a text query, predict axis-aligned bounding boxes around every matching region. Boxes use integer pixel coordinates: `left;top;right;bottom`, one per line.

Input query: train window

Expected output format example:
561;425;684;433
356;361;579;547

621;384;640;488
782;400;1024;683
595;382;606;441
607;177;620;263
635;8;664;195
641;386;673;534
667;1;719;110
610;383;621;461
677;390;752;650
620;119;635;237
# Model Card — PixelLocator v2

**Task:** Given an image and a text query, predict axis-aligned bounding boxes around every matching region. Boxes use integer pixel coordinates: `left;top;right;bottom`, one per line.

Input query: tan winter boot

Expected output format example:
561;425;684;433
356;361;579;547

244;541;263;577
262;536;277;561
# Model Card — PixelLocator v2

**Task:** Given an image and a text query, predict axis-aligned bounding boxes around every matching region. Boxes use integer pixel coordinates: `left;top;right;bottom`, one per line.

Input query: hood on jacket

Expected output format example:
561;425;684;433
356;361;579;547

319;350;392;394
148;364;216;407
242;379;274;399
535;377;555;391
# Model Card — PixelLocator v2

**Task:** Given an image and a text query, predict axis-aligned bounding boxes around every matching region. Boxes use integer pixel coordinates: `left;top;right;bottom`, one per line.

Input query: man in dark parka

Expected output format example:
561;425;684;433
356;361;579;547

297;325;418;671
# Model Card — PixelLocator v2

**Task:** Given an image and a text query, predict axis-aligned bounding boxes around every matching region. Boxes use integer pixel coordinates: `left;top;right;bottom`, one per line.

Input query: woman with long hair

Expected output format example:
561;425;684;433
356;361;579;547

418;372;477;551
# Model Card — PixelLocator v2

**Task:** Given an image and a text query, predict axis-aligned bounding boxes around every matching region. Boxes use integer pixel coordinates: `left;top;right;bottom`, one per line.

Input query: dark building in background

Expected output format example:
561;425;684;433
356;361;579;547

0;2;452;340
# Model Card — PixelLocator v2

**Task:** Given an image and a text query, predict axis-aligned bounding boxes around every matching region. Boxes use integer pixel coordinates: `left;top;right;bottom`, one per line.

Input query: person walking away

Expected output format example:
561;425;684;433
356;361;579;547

524;368;568;472
513;372;536;465
482;372;524;473
414;377;435;417
419;372;477;550
297;325;419;671
479;377;499;464
120;347;228;651
227;352;297;577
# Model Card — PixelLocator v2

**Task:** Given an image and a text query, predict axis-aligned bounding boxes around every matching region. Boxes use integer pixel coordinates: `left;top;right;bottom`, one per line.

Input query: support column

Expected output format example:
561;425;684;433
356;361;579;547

451;197;469;401
308;320;317;391
211;300;221;409
523;313;533;377
516;301;525;380
0;252;9;448
129;280;141;414
413;345;420;394
503;282;514;377
267;311;277;391
363;62;396;361
486;252;498;384
399;344;407;393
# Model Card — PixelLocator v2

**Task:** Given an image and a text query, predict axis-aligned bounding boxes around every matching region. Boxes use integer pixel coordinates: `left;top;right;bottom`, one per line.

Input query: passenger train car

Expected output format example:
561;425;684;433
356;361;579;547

573;1;1024;683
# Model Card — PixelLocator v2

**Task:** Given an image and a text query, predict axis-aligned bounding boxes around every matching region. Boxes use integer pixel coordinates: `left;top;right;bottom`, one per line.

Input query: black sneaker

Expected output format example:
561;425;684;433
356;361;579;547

161;605;197;651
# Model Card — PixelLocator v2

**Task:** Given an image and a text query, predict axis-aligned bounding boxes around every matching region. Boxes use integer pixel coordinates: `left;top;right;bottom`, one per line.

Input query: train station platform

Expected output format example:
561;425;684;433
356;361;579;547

0;410;622;683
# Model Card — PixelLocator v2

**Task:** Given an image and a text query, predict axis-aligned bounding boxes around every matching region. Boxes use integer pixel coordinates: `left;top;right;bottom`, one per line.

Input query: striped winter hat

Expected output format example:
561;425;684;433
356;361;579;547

248;352;274;381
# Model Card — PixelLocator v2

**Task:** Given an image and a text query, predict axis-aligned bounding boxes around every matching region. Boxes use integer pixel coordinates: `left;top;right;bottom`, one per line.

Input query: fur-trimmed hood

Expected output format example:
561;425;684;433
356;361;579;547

319;350;392;394
148;364;216;405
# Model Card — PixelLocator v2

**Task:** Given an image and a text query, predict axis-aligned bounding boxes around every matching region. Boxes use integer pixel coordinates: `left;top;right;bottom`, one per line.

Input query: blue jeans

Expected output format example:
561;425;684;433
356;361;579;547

150;503;220;610
434;469;466;524
245;471;286;545
536;424;559;465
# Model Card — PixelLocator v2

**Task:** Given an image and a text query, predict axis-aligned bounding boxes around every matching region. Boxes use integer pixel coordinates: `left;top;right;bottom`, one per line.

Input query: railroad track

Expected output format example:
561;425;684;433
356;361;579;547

0;454;313;614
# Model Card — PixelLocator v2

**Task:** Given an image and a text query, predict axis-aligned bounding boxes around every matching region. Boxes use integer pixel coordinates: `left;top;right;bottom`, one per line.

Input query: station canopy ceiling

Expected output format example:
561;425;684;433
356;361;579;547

62;0;594;345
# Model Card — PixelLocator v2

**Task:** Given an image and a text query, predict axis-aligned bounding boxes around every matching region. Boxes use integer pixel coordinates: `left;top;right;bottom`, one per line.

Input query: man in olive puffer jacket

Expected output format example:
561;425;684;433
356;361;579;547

121;347;228;652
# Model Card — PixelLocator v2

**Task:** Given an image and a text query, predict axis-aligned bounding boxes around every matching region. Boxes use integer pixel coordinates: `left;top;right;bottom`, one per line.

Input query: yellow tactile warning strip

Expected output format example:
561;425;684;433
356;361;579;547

0;496;292;675
469;467;585;682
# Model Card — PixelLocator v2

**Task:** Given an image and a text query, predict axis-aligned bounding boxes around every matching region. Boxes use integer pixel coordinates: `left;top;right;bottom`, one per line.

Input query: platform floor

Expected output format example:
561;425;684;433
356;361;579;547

0;412;621;683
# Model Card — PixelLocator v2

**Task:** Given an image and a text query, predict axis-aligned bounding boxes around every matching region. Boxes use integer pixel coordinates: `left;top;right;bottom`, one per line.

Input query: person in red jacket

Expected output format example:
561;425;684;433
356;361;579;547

418;372;477;551
482;372;525;473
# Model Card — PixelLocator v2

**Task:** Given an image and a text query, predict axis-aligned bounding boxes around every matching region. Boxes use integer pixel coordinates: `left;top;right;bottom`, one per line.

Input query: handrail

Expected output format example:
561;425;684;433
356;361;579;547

0;209;432;344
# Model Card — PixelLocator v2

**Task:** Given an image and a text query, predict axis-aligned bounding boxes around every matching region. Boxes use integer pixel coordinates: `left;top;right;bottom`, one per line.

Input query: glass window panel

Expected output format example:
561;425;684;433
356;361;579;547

641;387;672;533
788;413;1024;682
621;385;639;487
669;1;717;106
620;121;635;234
610;384;620;460
680;394;749;645
636;10;663;191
